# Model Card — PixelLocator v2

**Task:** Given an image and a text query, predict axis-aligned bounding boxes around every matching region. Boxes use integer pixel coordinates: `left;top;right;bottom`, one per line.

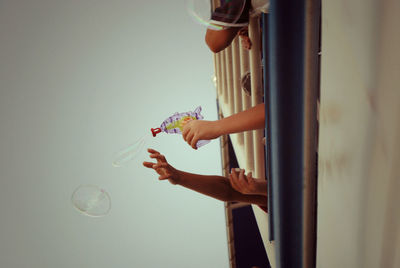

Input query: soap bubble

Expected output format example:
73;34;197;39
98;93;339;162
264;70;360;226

71;185;111;217
186;0;247;31
112;134;149;167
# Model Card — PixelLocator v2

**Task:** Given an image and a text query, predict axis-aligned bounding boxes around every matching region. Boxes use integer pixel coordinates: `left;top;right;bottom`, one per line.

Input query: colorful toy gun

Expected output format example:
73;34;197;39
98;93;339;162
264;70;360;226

151;106;210;148
113;106;210;167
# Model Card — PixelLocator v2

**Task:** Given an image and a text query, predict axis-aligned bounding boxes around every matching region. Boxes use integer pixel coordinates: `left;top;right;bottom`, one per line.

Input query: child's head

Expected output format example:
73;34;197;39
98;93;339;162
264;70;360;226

188;0;250;31
210;0;251;28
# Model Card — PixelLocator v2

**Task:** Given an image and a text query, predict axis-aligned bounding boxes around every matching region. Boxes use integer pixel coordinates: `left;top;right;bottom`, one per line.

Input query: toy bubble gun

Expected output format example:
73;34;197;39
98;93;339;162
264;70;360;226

150;106;210;148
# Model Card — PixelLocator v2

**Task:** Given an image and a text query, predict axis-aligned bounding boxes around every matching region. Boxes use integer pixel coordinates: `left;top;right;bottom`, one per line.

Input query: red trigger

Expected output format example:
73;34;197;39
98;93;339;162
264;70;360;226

151;128;162;137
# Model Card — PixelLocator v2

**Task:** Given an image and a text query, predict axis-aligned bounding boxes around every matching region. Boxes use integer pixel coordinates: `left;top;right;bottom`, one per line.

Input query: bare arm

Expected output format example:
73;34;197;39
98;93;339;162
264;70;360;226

143;149;267;207
215;103;265;134
182;103;265;149
176;170;267;207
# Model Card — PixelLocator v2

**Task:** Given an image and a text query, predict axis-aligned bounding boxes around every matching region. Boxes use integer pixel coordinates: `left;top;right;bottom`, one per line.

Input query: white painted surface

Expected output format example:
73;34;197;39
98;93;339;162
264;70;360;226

317;0;400;267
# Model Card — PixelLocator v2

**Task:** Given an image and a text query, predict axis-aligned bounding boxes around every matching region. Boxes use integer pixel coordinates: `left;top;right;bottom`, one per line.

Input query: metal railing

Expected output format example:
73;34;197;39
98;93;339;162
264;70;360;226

214;1;320;266
213;12;273;268
215;19;265;184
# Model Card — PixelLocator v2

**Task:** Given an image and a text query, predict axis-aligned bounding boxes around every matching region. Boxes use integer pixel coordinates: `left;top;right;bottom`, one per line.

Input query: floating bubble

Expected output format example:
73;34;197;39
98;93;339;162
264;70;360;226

186;0;247;31
112;134;150;167
71;185;111;217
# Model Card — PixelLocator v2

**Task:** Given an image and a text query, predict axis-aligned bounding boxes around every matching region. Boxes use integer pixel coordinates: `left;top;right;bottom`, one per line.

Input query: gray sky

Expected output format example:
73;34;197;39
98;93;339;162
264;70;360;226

0;1;228;267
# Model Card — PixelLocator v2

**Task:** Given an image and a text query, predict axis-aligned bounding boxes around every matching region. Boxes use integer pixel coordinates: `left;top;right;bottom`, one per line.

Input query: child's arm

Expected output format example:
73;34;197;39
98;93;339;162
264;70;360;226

143;148;267;207
174;170;267;206
182;103;265;149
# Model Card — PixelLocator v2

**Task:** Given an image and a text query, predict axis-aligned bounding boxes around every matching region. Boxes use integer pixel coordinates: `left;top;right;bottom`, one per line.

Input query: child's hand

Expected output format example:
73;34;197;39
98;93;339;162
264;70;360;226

229;168;267;196
182;120;220;149
143;148;180;185
238;27;252;50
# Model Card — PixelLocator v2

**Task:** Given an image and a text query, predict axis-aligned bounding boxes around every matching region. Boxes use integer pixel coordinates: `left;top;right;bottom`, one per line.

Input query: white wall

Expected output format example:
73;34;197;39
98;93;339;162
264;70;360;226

0;1;228;267
317;0;400;267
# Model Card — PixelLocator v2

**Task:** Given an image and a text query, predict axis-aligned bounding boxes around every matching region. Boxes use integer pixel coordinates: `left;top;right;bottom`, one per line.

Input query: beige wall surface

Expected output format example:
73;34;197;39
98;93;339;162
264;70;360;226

317;0;400;267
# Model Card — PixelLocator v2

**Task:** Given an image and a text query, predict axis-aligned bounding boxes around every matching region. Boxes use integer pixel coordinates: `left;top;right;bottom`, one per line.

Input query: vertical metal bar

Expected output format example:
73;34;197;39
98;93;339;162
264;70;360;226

219;107;236;268
262;13;274;242
303;0;320;267
225;45;235;115
221;50;228;105
268;0;306;267
219;53;224;97
239;38;254;172
249;16;266;182
213;53;218;93
216;52;222;96
232;37;244;145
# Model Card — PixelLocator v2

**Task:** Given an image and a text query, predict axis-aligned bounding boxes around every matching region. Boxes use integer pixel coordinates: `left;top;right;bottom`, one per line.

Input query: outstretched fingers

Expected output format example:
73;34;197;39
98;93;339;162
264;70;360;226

158;173;171;180
154;162;170;180
149;152;167;163
143;148;178;183
147;148;159;154
142;161;165;170
152;162;168;169
144;148;167;171
143;160;170;178
142;161;155;169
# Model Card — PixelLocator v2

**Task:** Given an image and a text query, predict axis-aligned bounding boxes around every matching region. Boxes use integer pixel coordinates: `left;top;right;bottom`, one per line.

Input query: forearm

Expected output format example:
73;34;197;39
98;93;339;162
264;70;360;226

215;103;265;135
175;169;267;207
